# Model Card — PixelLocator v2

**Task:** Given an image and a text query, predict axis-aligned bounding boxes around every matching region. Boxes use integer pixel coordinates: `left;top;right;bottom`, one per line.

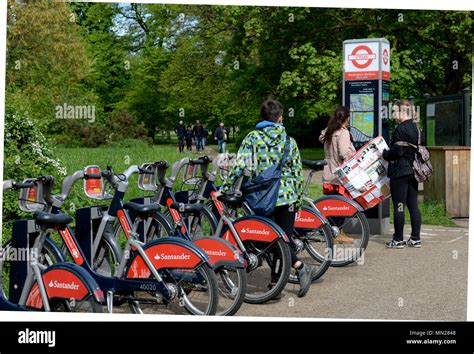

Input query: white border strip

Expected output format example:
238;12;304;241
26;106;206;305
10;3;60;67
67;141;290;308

0;0;472;322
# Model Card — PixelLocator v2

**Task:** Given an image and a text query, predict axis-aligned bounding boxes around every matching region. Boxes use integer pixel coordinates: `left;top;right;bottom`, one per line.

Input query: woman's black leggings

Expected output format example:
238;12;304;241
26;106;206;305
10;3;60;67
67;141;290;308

272;204;299;265
390;174;421;241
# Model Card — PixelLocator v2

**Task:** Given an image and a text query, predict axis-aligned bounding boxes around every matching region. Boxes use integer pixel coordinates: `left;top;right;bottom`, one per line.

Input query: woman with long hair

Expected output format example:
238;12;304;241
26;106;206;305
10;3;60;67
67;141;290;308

319;106;356;244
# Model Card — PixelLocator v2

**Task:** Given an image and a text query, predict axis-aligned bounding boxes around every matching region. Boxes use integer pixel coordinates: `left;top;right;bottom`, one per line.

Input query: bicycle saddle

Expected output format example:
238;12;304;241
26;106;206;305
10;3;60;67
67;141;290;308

301;159;327;171
123;202;161;217
169;202;204;214
217;193;245;206
34;211;72;229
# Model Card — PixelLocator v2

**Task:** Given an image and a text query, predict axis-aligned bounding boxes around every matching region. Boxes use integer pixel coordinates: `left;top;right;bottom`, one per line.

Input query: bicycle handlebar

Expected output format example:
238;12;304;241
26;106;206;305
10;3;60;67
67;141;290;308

3;180;13;192
138;167;155;175
84;173;102;180
15;181;36;189
189;156;210;166
37;176;54;184
3;176;54;192
2;180;33;192
122;165;139;181
169;156;212;184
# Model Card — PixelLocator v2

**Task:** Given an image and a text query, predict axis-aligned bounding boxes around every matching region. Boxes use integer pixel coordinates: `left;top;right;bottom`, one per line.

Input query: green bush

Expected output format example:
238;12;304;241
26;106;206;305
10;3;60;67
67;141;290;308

56;109;149;148
3;95;67;240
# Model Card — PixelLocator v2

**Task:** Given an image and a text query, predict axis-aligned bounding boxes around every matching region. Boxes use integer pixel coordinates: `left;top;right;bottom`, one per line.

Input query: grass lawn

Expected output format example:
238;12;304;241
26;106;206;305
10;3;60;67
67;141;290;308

54;142;204;208
389;198;456;227
299;147;325;161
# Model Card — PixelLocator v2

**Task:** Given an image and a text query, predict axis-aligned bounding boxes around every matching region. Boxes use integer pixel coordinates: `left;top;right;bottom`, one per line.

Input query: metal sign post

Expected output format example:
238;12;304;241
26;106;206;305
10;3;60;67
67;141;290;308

343;38;391;235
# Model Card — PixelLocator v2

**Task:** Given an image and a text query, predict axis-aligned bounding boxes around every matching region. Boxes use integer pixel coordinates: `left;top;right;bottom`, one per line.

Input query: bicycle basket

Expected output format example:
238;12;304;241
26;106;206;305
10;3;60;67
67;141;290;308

182;163;201;186
217;153;236;181
18;178;47;212
137;162;158;191
83;165;107;200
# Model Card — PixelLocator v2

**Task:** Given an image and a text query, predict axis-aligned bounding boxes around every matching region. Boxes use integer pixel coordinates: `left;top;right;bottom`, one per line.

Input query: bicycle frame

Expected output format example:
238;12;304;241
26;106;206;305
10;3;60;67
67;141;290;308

2;181;103;312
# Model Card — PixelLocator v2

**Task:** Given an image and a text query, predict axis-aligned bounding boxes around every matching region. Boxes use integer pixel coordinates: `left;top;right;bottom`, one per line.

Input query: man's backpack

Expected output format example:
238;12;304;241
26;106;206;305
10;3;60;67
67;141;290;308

240;133;290;216
395;128;433;183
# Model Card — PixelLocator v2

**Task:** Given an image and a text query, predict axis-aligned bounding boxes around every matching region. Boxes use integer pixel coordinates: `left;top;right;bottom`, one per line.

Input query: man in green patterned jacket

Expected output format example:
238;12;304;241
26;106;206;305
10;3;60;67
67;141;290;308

222;99;315;298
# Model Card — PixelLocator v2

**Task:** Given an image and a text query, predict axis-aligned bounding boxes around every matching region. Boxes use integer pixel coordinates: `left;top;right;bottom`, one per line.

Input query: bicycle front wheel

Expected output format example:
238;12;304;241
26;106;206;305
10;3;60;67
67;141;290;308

288;223;333;284
129;263;219;316
2;239;60;299
215;266;246;316
146;215;245;316
326;211;370;267
244;238;291;304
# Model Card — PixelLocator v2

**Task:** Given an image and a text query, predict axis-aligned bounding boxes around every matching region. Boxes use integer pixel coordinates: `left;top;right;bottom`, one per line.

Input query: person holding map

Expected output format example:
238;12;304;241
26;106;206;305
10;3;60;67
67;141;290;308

319;106;356;244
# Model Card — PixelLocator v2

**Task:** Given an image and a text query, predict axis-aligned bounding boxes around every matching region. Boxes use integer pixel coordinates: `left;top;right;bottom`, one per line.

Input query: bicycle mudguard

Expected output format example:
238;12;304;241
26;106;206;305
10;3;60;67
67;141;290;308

220;215;290;246
312;195;363;218
193;237;245;269
0;297;30;311
126;238;211;279
294;206;326;229
25;263;104;309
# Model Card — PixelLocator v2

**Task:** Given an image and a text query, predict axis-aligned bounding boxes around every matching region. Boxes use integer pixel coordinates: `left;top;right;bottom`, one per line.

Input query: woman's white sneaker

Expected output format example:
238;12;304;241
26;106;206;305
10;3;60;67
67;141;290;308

385;239;406;249
407;238;422;248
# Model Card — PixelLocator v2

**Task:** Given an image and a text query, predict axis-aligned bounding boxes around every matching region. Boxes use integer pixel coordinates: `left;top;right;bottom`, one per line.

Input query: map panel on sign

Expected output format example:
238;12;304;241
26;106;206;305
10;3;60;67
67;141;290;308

351;112;374;137
350;94;374;111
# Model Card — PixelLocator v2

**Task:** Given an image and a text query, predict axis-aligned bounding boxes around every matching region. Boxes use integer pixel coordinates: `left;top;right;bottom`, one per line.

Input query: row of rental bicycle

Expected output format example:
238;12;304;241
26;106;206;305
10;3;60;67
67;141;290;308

1;154;370;315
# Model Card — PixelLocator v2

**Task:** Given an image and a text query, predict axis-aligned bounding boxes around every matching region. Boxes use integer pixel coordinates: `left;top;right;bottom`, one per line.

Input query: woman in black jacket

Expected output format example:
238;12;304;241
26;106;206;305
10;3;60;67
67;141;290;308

382;100;422;249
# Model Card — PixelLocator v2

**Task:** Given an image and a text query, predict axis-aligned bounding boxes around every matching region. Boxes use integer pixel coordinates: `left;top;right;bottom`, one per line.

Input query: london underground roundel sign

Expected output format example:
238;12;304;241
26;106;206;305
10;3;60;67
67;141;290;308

382;48;389;65
349;45;377;69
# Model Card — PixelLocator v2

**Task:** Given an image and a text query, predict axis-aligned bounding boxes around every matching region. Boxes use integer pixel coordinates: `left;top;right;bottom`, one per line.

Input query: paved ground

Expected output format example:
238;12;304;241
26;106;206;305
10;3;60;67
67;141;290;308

236;224;469;320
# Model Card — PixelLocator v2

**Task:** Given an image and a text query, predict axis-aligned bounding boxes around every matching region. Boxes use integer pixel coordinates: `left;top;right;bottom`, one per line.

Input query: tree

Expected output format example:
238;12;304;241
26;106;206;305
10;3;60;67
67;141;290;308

69;2;131;112
6;0;95;130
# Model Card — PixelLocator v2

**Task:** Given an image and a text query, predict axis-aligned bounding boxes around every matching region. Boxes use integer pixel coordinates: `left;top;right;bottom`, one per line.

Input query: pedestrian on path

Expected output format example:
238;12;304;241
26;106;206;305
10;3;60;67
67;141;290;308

193;120;204;152
214;122;228;153
185;125;194;151
175;120;186;153
382;100;423;249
